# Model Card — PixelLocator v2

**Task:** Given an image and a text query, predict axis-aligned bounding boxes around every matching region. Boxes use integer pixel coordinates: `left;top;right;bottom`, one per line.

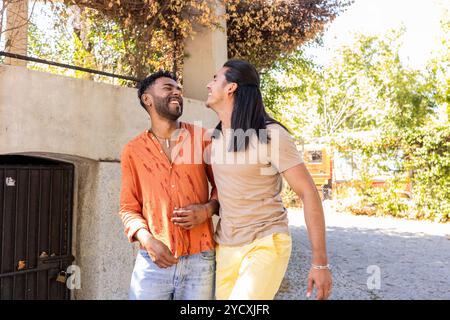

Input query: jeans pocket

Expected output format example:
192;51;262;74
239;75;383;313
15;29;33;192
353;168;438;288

199;250;216;261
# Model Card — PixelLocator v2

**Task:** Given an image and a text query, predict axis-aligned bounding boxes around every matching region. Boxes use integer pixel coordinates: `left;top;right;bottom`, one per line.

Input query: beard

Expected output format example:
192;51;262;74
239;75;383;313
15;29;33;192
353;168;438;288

153;95;183;121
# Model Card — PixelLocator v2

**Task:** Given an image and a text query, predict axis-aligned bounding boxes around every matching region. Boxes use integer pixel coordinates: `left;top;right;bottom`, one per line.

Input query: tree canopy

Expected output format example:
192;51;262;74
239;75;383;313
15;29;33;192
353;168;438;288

261;29;438;141
63;0;351;78
226;0;350;69
261;20;449;222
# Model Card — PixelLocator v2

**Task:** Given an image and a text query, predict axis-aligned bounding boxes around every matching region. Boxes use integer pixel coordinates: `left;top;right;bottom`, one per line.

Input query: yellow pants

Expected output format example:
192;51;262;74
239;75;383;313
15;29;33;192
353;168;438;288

215;232;292;300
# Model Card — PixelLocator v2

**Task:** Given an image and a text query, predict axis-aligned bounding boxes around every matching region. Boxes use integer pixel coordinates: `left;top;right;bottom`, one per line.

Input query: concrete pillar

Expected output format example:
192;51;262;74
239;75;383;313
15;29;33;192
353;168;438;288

5;0;28;66
182;3;227;101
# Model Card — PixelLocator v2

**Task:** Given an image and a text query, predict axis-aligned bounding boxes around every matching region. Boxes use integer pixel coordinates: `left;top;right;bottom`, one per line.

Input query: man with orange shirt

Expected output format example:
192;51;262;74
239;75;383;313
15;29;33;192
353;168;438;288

119;70;219;300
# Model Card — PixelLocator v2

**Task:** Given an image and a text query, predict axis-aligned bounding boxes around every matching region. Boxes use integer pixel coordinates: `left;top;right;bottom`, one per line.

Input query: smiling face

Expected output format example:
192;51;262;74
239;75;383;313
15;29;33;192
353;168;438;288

142;77;183;121
205;67;236;113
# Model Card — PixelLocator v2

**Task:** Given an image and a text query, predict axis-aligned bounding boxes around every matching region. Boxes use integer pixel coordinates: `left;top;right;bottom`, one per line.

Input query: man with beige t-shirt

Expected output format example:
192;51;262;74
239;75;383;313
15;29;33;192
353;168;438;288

174;59;333;300
211;122;301;247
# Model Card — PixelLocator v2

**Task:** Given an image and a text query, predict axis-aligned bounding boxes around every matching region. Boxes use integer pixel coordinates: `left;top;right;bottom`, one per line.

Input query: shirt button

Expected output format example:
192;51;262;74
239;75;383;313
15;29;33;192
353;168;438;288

160;150;163;153
171;185;175;188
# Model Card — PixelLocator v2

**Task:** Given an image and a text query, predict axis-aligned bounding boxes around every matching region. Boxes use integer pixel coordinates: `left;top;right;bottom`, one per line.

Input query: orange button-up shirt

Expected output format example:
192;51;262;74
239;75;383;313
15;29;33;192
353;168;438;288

119;122;217;258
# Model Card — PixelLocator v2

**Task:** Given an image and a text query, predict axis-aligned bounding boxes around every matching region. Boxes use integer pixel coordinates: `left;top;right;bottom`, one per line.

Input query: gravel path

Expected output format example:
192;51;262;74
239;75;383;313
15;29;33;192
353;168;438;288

275;201;450;300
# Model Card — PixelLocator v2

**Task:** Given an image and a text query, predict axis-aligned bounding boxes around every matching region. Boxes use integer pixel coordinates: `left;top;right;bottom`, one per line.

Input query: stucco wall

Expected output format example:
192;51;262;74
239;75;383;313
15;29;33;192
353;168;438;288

0;65;219;299
0;65;218;161
73;160;134;300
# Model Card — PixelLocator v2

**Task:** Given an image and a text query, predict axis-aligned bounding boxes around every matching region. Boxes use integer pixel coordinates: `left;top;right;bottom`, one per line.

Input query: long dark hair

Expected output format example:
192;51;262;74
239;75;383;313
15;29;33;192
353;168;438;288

220;59;288;152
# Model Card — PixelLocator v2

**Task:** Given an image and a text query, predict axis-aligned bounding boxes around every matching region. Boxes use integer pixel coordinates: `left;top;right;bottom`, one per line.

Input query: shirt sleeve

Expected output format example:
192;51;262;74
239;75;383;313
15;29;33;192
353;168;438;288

268;124;304;173
206;163;218;201
203;129;218;201
119;145;149;243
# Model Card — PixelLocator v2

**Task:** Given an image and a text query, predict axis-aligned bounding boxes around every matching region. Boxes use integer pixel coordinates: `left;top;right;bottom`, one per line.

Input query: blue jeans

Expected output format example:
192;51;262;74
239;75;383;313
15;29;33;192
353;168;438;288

129;249;216;300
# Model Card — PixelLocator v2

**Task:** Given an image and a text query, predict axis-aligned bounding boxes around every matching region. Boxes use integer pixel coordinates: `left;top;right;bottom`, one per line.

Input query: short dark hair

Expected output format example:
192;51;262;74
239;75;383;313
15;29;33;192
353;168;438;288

137;70;177;109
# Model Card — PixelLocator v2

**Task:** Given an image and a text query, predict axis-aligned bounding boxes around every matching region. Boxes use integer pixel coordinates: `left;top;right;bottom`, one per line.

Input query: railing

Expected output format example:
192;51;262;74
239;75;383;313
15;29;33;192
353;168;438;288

0;51;141;83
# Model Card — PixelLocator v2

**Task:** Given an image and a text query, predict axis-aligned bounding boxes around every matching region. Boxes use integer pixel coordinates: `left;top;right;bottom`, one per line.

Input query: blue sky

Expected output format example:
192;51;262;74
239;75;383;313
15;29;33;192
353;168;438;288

306;0;450;69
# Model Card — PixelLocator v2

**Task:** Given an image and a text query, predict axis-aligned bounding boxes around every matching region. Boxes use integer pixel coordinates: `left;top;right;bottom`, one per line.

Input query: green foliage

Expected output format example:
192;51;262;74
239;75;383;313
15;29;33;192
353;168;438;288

338;177;412;219
263;21;450;222
333;125;450;222
21;0;350;82
261;49;318;140
261;30;437;142
27;3;76;76
402;125;450;222
427;15;450;121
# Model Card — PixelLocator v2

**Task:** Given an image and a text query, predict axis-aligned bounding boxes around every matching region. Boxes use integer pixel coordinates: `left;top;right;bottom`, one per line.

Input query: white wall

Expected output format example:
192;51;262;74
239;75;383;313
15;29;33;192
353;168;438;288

0;65;218;161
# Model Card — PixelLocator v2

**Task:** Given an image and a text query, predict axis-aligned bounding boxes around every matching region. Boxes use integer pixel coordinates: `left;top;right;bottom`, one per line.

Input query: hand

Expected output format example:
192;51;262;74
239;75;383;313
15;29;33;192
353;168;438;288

171;204;210;230
306;268;332;300
135;229;178;268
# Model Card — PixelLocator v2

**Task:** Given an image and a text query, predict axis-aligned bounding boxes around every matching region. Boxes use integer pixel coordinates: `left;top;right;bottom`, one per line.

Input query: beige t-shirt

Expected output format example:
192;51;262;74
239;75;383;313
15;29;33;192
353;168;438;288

211;123;304;246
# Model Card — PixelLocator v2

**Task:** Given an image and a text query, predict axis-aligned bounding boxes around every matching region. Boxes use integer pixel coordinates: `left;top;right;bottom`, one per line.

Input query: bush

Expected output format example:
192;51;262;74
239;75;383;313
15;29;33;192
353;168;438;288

403;125;450;222
333;125;450;223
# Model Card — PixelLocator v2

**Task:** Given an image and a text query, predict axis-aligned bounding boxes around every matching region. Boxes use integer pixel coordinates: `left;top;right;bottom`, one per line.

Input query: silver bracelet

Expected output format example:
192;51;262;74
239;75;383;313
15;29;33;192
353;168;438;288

311;263;331;270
